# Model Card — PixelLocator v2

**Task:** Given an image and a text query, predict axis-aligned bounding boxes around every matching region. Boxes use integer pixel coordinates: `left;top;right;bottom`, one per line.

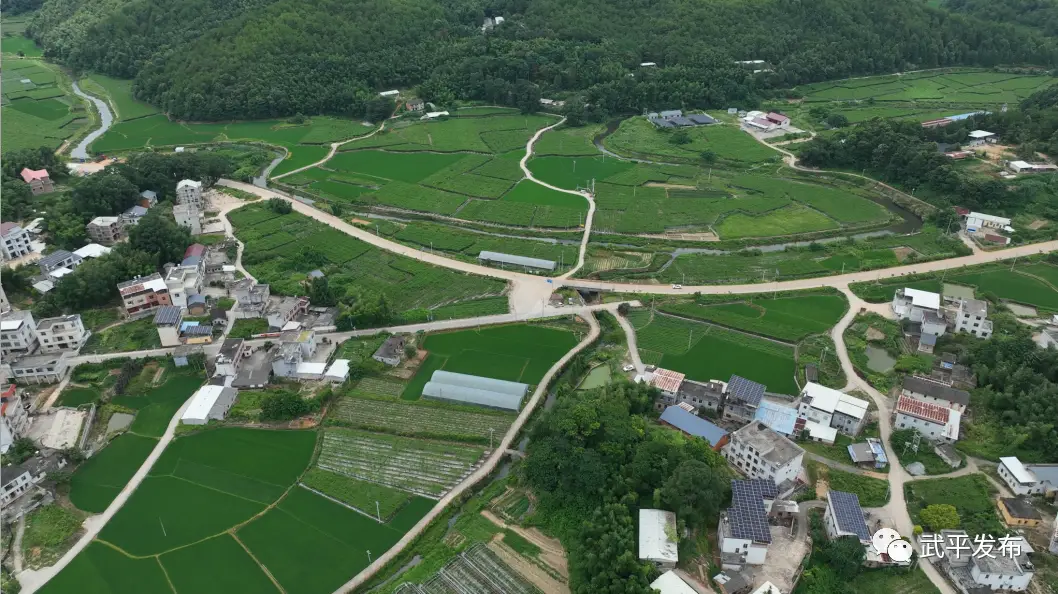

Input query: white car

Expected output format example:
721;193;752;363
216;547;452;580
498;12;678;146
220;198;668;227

671;284;682;289
622;365;635;372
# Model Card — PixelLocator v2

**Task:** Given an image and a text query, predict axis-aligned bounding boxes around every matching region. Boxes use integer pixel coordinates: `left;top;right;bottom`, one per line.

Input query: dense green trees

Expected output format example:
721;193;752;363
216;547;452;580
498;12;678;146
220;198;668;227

524;381;729;591
127;210;193;268
25;0;1058;120
920;504;961;532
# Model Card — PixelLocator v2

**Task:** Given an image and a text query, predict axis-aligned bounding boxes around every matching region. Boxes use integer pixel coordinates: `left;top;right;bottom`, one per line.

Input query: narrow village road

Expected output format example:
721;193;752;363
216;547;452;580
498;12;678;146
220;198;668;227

18;397;198;594
334;310;602;593
270;120;389;181
830;286;958;594
516;117;597;279
614;312;646;374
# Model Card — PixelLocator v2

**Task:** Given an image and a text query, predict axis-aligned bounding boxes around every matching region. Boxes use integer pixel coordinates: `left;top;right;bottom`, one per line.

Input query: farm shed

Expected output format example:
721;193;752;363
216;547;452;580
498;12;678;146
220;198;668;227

422;370;528;411
650;571;697;594
325;359;350;383
295;362;326;380
477;250;556;272
639;508;678;569
372;335;406;366
181;385;237;425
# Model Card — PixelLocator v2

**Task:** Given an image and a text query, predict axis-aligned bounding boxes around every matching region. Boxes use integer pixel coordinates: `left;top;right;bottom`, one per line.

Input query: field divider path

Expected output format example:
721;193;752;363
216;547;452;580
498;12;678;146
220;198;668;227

332;309;603;593
829;284;957;594
18;397;198;594
271;114;396;181
517;117;596;279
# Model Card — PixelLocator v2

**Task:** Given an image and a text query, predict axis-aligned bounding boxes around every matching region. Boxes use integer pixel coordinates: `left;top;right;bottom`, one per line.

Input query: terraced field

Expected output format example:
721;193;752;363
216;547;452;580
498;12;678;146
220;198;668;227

1;58;88;152
330;395;515;443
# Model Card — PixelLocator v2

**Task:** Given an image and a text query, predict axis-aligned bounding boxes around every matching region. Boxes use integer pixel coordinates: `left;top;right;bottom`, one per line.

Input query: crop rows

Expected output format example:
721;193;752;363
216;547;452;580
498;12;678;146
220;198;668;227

458;200;535;226
368;181;467;215
352;377;407;397
330;397;514;443
412;544;540;594
305;229;372;263
317;429;485;498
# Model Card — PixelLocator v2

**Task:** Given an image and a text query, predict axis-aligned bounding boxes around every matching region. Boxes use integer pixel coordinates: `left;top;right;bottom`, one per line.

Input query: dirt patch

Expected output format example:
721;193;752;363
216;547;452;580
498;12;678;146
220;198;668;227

637;231;720;242
865;326;885;341
1028;219;1049;230
489;537;570;594
815;476;830;499
974;143;1016;162
348;217;372;225
892;246;915;262
481;510;568;578
644;182;698;190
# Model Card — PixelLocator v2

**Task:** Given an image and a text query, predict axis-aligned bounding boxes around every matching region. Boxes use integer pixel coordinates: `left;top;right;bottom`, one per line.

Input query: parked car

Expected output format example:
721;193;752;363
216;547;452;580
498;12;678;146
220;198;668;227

622;364;635;372
672;284;682;289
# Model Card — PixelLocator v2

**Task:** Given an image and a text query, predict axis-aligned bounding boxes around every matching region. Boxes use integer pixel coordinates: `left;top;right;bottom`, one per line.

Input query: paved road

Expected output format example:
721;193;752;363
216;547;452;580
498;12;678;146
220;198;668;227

18;396;198;594
830;286;957;594
614;311;645;374
334;311;602;592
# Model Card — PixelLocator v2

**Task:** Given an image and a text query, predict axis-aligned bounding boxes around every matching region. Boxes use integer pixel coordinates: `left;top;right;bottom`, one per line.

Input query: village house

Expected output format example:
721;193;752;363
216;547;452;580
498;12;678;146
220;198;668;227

265;296;309;330
37;250;82;275
1;310;39;359
900;376;970;413
139;190;159;208
722;375;766;422
120;205;149;228
3;351;69;384
953;298;992;338
847;438;889;470
796;382;870;436
722;422;804;494
20;168;53;195
997;457;1058;497
894;395;961;442
823;490;871;544
173;203;202;235
1007;160;1058;174
230;279;270;318
180;385;238;425
998;497;1042;528
372;335;406;366
73;243;111;261
659;405;729;451
966;130;997;147
176;179;204;208
86;216;124;245
965;212;1013;233
1;222;33;260
406;98;425;111
655;377;725;412
164;264;204;310
214;339;246;377
892;287;942;323
118;272;171;315
1;384;30;454
718;479;777;569
647;367;686;399
639;508;678;570
154;306;183;347
938;529;1035;593
35;314;89;353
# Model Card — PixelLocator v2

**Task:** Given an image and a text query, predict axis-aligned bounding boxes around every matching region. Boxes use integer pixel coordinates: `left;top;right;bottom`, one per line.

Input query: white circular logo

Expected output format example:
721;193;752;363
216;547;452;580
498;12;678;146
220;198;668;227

871;528;900;555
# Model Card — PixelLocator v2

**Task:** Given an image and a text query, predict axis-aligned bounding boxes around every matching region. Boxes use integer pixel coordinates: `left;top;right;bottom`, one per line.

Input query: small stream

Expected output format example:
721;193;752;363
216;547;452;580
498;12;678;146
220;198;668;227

70;82;114;160
254;150;287;187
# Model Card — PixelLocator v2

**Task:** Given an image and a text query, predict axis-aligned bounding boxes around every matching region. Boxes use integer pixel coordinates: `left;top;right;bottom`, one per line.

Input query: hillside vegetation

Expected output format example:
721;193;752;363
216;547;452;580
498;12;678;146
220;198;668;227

24;0;1058;120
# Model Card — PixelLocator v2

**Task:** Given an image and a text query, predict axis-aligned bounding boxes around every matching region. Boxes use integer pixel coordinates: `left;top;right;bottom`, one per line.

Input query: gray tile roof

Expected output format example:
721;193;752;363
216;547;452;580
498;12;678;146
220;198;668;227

902;375;970;406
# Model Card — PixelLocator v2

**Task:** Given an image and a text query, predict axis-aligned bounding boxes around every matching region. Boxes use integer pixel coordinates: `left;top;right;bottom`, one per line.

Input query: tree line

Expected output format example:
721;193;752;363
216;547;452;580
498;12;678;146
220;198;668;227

521;378;730;593
24;0;1058;121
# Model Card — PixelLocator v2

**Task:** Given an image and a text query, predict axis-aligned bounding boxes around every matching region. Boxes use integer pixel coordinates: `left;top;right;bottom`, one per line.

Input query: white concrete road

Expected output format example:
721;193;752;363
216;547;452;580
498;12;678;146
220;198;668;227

19;396;198;594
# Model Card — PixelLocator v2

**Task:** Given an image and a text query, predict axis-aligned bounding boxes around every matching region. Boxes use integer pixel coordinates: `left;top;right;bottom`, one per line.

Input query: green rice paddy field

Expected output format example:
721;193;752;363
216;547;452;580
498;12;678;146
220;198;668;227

602;116;778;163
659;291;848;342
401;323;579;399
795;69;1057;105
229;203;507;319
629;310;798;392
850;261;1058;311
43;427;430;594
0;56;88;152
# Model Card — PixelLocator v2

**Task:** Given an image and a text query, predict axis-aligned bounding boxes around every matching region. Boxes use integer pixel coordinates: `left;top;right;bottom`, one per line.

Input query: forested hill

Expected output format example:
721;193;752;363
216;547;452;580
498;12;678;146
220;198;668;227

26;0;1058;121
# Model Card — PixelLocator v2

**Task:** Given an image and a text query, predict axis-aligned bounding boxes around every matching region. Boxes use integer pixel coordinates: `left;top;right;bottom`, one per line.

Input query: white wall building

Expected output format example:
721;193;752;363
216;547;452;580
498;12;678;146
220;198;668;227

639;508;678;569
722;422;804;492
649;571;697;594
173;203;202;235
181;385;237;425
900;376;970;413
35;314;89;353
892;288;941;322
719;480;778;569
1;310;39;358
176;179;204;208
966;130;996;147
965;212;1012;233
4;351;69;384
797;383;870;436
164;264;203;310
997;457;1058;496
1;384;30;454
894;396;961;442
153;306;183;347
214;339;245;378
953;298;992;338
0;222;33;260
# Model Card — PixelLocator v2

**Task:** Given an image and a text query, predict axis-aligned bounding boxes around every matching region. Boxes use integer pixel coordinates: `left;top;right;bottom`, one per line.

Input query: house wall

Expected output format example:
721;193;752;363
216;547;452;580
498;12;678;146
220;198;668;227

998;503;1040;527
831;411;865;436
997;462;1037;496
894;412;949;442
970;564;1031;591
122;290;172;315
1;471;33;505
37;319;88;353
955;311;992;338
272;359;297;378
1;322;38;358
10;358;67;384
723;439;803;487
157;326;181;347
799;403;833;426
2;228;32;259
373;354;400;366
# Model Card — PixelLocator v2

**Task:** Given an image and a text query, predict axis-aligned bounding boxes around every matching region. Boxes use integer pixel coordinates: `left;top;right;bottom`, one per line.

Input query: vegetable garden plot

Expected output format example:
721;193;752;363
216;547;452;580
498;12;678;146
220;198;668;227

330;396;514;443
316;429;486;498
352;377;407;397
301;468;413;519
369;181;468;215
400;543;540;594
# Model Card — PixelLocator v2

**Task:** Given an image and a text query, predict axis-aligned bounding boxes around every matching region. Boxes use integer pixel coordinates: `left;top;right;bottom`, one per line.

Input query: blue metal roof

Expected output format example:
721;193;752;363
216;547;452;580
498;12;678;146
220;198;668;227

659;406;727;446
753;400;798;435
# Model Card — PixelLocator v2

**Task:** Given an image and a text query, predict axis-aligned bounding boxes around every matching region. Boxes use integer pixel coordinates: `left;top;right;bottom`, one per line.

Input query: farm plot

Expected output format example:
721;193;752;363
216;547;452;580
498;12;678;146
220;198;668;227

69;433;159;513
732;175;890;225
36;541;173;594
80;74;160;121
715;204;839;239
346;114;556;153
230;203;506;319
1;60;85;152
159;534;280;594
502;180;588;211
527;155;632;190
302;468;419;520
629;310;797;392
316;428;485;498
330;395;515;443
602;117;778;163
659;292;847;342
397;543;541;594
533;123;605;156
795;69;1057;105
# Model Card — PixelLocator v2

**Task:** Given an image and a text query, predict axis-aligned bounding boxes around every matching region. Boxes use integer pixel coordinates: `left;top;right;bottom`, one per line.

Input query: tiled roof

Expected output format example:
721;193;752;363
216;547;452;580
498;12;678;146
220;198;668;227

649;368;685;393
902;376;970;406
660;406;727;446
896;395;950;424
20;167;49;182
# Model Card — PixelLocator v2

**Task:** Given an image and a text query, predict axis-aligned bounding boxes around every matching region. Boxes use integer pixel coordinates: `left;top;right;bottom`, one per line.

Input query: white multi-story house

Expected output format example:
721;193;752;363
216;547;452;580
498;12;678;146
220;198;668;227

1;222;33;260
265;296;309;330
176;179;204;208
85;216;125;245
1;384;30;454
35;314;90;353
797;382;870;436
230;279;270;319
719;480;778;569
942;529;1035;592
722;422;804;494
900;376;970;413
173;203;202;235
0;285;9;314
998;457;1058;497
117;273;173;315
214;338;245;377
894;395;961;442
1;310;39;358
953;298;992;338
892;288;942;322
164;263;204;310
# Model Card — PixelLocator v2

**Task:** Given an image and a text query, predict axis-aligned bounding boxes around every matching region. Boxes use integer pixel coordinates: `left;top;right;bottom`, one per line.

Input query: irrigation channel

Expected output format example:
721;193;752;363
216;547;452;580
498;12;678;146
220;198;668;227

253;150;288;187
69;82;113;160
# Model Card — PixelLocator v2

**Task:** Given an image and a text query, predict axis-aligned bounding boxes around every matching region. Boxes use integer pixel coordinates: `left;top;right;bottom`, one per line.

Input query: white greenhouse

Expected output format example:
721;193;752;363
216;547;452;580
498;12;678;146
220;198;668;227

421;370;528;411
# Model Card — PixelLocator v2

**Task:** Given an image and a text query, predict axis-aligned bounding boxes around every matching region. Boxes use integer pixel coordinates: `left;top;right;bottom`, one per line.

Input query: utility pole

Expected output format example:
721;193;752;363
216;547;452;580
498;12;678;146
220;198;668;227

367;550;372;564
489;427;495;450
376;501;382;523
1011;256;1018;271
